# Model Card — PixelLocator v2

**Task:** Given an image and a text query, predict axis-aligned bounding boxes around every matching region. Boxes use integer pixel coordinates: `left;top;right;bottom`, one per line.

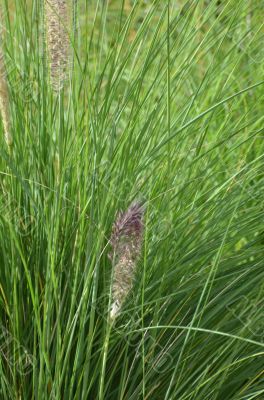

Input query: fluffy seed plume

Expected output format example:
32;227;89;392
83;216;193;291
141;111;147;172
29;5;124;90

109;201;145;320
0;48;12;146
45;0;69;91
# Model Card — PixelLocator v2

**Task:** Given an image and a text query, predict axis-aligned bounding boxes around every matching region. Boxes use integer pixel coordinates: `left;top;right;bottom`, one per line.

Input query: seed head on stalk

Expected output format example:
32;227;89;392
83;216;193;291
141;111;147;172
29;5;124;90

109;201;145;321
0;48;12;146
45;0;69;92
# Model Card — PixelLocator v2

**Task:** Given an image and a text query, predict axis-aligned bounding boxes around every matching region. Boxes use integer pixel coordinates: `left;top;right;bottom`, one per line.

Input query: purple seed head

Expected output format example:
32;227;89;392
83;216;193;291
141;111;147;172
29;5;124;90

109;201;145;320
109;201;144;261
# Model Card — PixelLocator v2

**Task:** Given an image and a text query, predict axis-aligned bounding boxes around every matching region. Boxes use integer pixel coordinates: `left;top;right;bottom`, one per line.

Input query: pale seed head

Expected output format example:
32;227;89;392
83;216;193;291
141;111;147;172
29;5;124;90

45;0;69;92
0;48;12;146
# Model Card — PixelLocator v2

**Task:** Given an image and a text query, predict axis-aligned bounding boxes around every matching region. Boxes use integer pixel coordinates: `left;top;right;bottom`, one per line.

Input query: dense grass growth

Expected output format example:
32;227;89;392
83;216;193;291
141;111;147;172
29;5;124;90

0;0;264;398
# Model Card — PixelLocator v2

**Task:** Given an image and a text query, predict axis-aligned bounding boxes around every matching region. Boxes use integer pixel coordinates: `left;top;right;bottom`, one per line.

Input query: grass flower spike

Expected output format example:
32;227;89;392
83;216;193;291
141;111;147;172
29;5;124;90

0;48;12;146
109;201;145;320
45;0;69;91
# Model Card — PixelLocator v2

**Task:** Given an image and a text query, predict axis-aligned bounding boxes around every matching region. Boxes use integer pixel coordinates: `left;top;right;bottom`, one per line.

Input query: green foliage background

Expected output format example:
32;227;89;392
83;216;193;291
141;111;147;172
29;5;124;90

0;0;264;399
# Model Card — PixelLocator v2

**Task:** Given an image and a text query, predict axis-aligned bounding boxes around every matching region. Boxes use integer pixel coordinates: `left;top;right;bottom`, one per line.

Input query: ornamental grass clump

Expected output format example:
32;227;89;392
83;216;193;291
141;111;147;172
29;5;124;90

109;201;145;320
45;0;69;92
0;48;12;146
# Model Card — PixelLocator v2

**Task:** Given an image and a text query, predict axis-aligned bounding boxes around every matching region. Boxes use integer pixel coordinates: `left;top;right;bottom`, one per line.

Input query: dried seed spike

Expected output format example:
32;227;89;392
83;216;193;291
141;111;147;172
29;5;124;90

109;201;145;320
0;48;12;146
45;0;69;92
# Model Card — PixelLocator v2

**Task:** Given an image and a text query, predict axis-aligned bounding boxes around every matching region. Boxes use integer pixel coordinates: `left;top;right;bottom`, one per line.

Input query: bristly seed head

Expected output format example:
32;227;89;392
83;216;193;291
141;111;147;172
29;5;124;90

0;48;12;146
109;201;145;321
45;0;69;92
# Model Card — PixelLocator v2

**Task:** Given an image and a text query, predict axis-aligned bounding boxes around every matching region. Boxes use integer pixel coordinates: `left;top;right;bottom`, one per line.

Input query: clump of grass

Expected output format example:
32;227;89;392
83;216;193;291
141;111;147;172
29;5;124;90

1;1;264;399
0;48;12;146
45;0;69;91
109;201;145;320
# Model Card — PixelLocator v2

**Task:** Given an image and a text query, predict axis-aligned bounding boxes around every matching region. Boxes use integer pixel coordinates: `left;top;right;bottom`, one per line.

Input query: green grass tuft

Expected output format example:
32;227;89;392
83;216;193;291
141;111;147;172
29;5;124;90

0;0;264;399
